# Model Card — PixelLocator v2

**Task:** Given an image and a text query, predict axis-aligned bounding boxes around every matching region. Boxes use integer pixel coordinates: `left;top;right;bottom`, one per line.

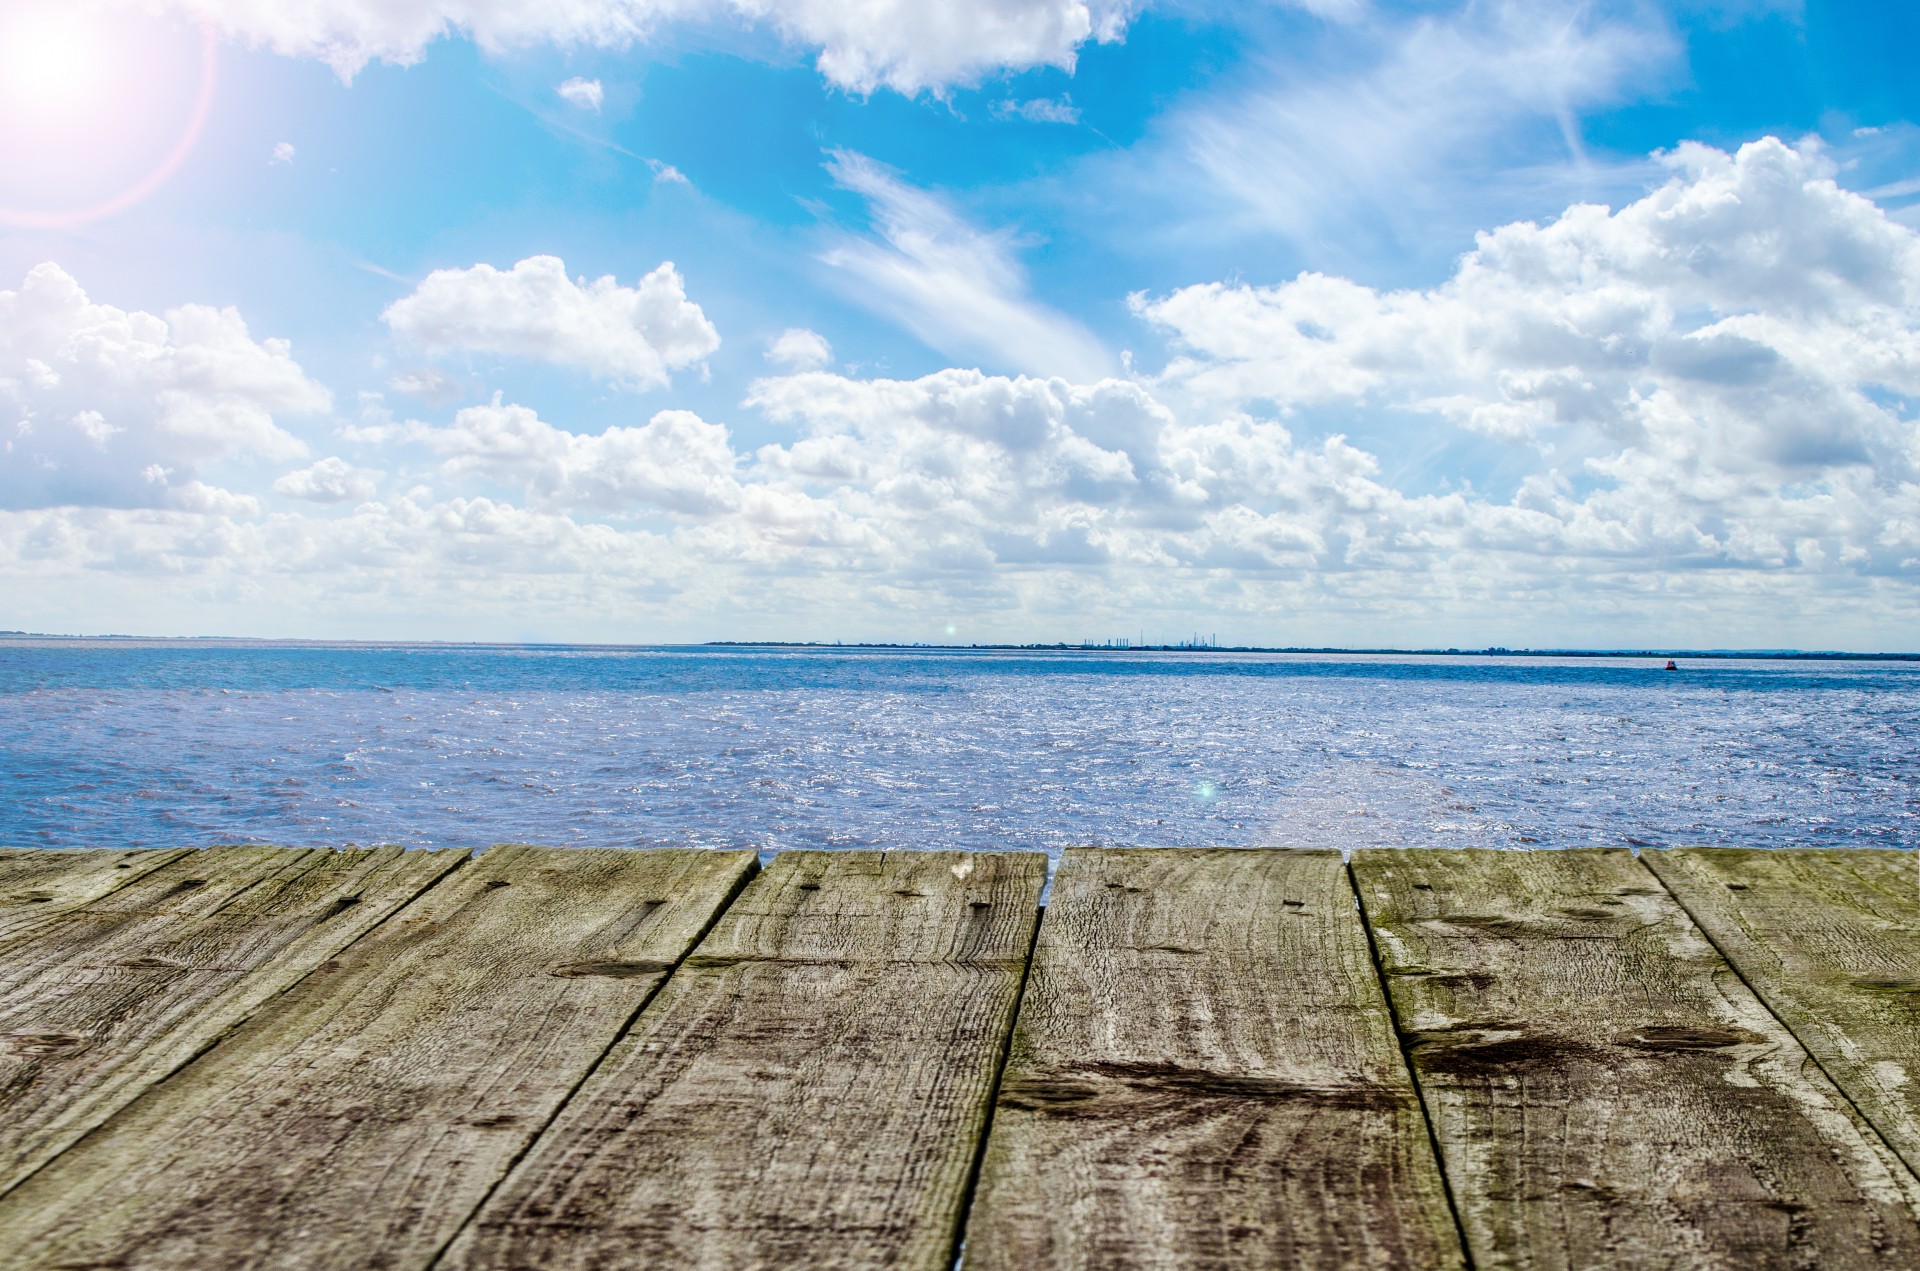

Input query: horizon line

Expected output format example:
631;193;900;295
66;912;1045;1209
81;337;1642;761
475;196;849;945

2;633;1916;661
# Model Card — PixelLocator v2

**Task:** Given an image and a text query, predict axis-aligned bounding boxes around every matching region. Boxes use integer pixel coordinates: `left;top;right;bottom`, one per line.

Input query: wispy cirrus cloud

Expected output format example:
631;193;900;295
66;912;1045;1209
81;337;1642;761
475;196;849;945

993;95;1080;124
819;150;1114;381
1167;0;1675;266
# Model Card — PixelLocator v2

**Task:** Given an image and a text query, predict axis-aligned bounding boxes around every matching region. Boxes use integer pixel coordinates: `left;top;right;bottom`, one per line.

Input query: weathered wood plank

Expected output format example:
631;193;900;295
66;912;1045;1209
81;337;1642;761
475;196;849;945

0;846;756;1271
1353;848;1920;1270
965;847;1465;1271
0;848;192;947
0;845;459;1198
444;849;1047;1271
1644;848;1920;1178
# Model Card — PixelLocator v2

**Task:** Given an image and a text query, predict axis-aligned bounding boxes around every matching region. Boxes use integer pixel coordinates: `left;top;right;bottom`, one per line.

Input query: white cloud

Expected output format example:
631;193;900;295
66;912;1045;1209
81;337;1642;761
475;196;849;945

0;496;686;636
270;140;296;165
1138;136;1920;572
992;95;1079;125
142;0;1133;93
556;75;604;111
424;398;744;515
274;456;379;503
821;151;1113;381
766;327;832;371
745;369;1150;566
647;158;690;185
0;263;328;511
737;0;1130;95
382;255;719;389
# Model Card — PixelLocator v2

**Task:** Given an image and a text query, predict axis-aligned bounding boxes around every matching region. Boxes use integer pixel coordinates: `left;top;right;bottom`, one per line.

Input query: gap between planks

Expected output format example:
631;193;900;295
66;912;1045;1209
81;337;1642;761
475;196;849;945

1354;847;1920;1270
1640;849;1920;1183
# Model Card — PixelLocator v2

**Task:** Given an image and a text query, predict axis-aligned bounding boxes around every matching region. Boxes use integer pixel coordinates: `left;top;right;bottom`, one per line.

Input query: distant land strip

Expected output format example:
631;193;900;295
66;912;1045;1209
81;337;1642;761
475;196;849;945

1;633;1916;660
702;641;1920;661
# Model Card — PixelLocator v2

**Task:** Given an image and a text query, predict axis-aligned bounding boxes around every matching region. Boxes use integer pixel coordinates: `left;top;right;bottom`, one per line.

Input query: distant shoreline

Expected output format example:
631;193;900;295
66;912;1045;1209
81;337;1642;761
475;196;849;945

703;641;1920;661
2;632;1916;661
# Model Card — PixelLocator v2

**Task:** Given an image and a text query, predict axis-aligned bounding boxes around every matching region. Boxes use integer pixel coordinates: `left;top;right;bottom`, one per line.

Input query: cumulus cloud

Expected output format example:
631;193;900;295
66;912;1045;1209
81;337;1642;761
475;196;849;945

382;255;719;389
742;371;1156;573
1138;136;1920;572
0;263;328;511
738;0;1129;95
423;398;744;515
273;456;379;503
740;366;1430;578
821;151;1113;381
766;327;832;371
556;75;603;111
270;140;296;165
142;0;1133;93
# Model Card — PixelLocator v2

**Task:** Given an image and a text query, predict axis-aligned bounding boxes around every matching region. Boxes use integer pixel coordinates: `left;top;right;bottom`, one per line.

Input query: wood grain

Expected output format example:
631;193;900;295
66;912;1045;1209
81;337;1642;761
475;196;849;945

964;848;1463;1270
0;846;755;1271
443;849;1046;1271
0;849;192;947
0;845;459;1198
1644;848;1920;1177
1353;847;1920;1270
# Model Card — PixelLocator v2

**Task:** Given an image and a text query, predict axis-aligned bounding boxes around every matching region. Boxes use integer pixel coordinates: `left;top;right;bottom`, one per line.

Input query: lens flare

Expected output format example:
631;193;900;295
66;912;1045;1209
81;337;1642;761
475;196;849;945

1;9;101;112
0;8;217;229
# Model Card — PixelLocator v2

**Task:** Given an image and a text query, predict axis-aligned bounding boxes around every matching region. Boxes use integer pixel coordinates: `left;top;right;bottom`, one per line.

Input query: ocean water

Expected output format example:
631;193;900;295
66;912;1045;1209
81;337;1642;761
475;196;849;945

1;640;1914;859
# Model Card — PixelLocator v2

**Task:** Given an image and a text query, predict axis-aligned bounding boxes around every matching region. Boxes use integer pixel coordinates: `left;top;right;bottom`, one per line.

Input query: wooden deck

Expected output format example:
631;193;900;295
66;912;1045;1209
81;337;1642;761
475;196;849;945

1;846;1917;1269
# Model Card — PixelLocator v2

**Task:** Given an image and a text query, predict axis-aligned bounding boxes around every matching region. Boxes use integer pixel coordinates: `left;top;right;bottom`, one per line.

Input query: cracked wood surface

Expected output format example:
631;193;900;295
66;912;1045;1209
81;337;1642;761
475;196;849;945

1644;848;1920;1179
966;847;1465;1271
0;845;459;1199
0;846;755;1271
442;849;1046;1271
1353;847;1920;1270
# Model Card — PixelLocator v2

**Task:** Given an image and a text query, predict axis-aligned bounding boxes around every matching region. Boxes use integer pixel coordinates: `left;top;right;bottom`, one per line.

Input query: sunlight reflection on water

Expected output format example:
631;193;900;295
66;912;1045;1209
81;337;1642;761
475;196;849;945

1;643;1914;860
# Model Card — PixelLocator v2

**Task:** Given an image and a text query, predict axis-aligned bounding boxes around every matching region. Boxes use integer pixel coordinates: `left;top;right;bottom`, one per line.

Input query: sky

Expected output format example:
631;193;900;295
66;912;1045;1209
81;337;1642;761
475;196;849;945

2;0;1918;648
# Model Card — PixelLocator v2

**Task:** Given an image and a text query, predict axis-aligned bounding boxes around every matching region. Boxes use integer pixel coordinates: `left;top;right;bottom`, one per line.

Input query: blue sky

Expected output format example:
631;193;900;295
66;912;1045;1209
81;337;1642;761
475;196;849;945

2;0;1919;647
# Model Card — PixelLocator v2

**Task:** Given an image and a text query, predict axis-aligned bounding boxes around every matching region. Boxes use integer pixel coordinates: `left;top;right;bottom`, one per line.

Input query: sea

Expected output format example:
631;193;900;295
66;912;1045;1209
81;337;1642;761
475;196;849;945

1;640;1914;862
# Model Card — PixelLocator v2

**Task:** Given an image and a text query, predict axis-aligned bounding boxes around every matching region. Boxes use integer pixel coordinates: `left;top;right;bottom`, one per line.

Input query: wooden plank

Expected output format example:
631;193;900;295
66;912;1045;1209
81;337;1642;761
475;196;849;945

1353;848;1920;1270
1644;848;1920;1178
966;848;1465;1270
0;845;459;1198
0;848;192;945
0;846;756;1271
443;849;1047;1271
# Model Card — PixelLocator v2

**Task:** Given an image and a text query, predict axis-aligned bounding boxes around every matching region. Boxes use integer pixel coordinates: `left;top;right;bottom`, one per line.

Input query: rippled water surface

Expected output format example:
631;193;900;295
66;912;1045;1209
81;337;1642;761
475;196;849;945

2;641;1914;857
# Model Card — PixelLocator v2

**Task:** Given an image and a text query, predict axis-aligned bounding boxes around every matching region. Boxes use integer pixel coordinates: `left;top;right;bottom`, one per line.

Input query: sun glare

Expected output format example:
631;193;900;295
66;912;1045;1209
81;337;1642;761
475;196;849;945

0;7;106;115
0;4;215;228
